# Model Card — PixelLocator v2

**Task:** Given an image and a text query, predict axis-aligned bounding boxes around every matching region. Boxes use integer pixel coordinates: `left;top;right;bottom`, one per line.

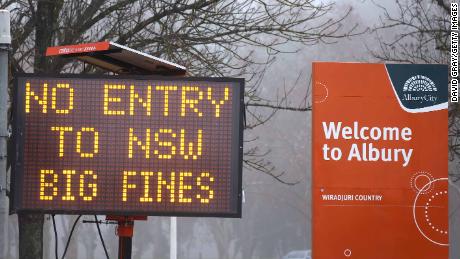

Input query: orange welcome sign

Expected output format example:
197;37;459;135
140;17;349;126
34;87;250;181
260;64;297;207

312;63;448;259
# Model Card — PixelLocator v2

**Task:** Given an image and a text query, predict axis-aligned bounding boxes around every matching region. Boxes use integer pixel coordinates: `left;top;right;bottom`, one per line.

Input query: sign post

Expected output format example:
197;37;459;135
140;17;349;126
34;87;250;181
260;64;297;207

312;63;448;258
0;9;10;259
170;216;177;259
104;215;147;259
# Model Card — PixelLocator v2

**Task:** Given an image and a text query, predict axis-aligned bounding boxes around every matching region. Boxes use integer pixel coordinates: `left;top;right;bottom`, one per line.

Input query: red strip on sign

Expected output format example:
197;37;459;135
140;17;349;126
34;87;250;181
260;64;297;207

45;42;110;56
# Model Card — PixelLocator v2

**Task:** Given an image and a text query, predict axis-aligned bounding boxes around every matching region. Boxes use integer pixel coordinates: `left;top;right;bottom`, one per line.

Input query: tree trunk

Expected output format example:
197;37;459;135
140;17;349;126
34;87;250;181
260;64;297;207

18;1;63;258
18;214;44;259
34;0;62;72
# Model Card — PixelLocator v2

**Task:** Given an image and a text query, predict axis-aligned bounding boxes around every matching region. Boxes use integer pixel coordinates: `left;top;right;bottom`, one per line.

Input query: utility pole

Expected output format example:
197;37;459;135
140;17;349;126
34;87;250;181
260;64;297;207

0;9;11;259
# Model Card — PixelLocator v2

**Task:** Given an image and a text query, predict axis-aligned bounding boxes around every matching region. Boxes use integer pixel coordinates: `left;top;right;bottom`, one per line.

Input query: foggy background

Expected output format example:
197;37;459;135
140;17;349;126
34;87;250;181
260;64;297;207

3;0;459;258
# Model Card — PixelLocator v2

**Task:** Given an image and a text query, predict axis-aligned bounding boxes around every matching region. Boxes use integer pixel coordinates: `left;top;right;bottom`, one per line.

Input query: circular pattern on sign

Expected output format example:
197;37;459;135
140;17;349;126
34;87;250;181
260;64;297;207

344;249;352;257
424;191;449;235
314;82;328;104
410;171;434;194
412;178;449;246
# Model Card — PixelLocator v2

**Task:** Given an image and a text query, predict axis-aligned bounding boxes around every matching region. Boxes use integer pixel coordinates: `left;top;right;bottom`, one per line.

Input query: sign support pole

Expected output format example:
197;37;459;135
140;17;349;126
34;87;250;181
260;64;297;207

0;10;10;259
106;216;147;259
117;220;133;259
170;217;177;259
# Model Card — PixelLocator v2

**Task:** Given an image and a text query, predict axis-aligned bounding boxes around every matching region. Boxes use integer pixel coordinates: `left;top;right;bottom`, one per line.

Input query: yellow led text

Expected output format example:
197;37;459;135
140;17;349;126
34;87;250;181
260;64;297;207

62;170;76;201
26;82;75;114
128;128;150;158
120;171;214;204
196;172;214;203
25;82;48;113
51;126;99;158
99;85;230;117
76;127;99;158
157;171;176;202
181;86;203;117
122;171;137;202
39;169;98;201
50;126;73;157
180;129;202;160
128;128;201;160
129;85;151;115
51;83;74;114
156;86;178;116
179;172;192;203
79;170;98;201
39;169;58;200
207;87;229;118
104;84;126;115
140;171;154;202
154;129;176;159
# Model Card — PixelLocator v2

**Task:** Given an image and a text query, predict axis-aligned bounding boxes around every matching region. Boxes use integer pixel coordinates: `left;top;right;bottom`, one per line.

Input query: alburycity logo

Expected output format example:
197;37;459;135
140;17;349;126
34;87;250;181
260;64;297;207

402;75;438;103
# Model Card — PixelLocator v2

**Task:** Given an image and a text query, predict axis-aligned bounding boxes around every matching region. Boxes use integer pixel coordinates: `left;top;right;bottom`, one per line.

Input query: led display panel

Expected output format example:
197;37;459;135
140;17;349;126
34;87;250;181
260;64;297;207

12;75;243;217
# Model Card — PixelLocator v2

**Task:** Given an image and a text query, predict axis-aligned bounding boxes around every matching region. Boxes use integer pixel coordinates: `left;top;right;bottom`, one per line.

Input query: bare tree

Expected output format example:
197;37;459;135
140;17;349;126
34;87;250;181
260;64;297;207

2;0;357;257
372;0;457;181
372;0;449;64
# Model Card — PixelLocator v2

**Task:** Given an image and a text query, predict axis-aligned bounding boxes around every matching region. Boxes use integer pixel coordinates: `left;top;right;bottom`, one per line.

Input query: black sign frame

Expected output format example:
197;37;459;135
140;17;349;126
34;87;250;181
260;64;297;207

11;74;244;218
